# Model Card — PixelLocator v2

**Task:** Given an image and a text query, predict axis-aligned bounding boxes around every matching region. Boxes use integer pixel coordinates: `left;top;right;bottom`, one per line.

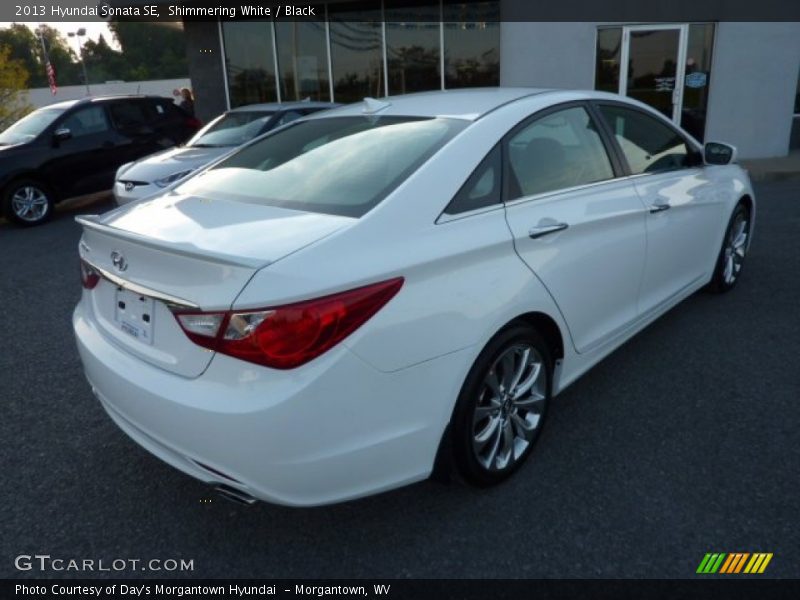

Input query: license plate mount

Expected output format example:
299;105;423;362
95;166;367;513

114;288;155;345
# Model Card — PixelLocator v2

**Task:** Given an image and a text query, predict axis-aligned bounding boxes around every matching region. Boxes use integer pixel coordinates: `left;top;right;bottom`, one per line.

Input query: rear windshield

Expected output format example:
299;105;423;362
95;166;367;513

174;116;466;217
187;111;274;148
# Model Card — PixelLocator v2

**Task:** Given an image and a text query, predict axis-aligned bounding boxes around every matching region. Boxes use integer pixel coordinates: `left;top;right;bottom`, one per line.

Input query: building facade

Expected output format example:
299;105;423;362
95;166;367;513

180;2;800;159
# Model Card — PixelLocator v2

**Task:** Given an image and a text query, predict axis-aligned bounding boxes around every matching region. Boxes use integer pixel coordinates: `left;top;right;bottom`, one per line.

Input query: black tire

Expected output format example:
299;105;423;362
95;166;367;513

450;323;552;487
1;178;55;226
708;202;751;294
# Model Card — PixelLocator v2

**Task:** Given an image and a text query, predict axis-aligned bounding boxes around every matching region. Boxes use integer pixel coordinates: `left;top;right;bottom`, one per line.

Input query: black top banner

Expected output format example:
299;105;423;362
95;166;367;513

3;0;800;23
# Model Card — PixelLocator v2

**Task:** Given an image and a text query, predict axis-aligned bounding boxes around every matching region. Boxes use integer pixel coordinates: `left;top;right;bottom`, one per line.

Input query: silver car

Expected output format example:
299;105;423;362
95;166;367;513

113;101;337;205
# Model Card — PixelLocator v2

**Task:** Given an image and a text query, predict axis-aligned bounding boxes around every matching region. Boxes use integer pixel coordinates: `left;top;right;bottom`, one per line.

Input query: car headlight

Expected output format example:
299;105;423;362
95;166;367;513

154;169;194;188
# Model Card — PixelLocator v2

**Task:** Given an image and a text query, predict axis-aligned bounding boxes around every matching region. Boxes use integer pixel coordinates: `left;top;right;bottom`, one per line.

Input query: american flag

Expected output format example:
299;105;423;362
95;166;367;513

46;61;57;95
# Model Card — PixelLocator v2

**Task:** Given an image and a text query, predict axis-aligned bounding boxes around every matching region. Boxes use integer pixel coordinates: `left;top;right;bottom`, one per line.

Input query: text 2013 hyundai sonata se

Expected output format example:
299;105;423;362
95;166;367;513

74;89;755;506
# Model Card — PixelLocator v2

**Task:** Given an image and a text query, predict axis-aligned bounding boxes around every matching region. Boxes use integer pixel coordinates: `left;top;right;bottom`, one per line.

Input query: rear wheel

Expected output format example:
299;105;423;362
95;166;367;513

709;202;751;293
2;179;54;226
451;324;551;487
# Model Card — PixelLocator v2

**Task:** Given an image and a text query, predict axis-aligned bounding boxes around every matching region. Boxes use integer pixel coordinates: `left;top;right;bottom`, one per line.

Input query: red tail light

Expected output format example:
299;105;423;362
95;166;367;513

185;116;202;129
174;278;404;369
80;259;100;289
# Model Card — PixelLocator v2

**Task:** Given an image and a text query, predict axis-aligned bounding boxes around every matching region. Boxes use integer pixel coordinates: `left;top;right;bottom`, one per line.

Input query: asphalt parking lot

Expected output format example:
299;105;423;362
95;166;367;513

2;182;799;579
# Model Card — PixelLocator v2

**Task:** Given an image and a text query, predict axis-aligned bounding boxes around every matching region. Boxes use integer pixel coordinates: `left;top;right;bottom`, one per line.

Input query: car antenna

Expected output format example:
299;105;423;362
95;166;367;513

362;97;391;114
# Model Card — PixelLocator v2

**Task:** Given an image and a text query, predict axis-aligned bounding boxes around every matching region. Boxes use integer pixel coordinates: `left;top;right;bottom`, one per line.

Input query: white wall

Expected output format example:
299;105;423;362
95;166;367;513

25;78;191;108
500;22;599;90
705;22;800;159
500;21;800;159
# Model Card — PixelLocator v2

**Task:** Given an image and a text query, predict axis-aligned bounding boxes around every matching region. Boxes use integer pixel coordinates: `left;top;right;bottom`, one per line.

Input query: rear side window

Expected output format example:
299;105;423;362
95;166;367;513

175;116;467;218
109;101;149;130
145;100;184;122
506;106;614;199
597;104;692;174
444;144;502;215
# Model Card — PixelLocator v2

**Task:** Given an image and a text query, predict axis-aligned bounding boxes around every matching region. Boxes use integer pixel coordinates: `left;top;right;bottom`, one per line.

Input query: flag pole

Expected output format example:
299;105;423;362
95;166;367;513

37;25;58;96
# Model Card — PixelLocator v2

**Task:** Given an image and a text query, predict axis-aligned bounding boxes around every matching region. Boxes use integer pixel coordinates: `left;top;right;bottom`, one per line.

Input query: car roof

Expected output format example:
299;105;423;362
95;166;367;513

229;101;340;113
307;88;553;121
38;95;174;112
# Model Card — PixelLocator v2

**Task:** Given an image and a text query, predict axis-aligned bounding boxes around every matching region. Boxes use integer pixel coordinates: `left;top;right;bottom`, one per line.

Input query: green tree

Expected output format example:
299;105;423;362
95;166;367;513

107;22;188;80
0;23;81;87
0;45;32;130
82;34;126;83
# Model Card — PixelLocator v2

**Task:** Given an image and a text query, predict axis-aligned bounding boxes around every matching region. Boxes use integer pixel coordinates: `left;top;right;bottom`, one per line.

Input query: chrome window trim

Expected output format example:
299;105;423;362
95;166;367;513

502;175;632;209
435;203;504;224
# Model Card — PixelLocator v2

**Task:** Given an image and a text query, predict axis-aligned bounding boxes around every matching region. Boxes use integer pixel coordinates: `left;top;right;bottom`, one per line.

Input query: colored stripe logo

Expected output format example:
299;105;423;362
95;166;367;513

697;552;773;574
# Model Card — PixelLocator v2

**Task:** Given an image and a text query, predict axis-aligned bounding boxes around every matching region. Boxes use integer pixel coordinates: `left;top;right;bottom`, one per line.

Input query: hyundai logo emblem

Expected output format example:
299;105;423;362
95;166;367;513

111;250;128;272
124;182;135;192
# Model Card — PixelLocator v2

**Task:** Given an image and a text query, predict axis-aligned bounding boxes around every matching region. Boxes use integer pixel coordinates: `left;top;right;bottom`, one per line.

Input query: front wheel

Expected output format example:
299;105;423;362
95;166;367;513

709;202;751;293
451;324;551;487
2;179;54;226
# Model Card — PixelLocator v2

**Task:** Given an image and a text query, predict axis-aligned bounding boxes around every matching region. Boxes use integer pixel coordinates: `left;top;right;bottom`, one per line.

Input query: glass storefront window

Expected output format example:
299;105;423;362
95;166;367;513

793;66;800;114
385;2;441;94
329;2;385;102
595;28;622;93
443;1;500;88
221;21;278;107
681;23;715;141
275;21;331;102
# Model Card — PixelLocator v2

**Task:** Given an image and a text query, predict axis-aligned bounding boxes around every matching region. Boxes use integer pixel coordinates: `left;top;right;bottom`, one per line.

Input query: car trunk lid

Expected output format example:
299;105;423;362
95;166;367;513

77;193;353;377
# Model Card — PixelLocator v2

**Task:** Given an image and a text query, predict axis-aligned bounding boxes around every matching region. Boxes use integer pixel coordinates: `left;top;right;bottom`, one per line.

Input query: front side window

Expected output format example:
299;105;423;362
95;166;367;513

60;106;110;137
175;117;467;218
506;106;614;199
598;104;692;174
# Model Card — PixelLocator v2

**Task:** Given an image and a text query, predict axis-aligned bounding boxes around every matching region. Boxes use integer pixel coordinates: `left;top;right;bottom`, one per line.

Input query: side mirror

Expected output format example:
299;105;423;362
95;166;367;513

704;142;737;166
53;127;72;142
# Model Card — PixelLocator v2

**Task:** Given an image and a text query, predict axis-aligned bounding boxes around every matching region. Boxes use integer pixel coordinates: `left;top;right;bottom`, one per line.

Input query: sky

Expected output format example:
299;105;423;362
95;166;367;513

0;21;120;50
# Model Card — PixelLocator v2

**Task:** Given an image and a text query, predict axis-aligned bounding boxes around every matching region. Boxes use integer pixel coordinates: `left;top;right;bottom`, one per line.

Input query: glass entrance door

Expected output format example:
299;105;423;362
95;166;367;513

620;25;688;124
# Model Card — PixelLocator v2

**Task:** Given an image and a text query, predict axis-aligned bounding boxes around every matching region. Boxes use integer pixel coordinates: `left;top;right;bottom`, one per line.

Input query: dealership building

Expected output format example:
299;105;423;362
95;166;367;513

121;1;800;158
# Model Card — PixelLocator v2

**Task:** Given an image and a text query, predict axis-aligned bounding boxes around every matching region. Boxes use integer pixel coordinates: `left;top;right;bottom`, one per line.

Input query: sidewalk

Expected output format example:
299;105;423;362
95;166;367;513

741;150;800;182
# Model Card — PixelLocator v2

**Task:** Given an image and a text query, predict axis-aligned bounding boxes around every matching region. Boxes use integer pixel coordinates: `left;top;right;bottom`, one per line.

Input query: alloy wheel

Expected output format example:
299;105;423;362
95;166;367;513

472;343;546;472
722;212;749;285
11;185;50;223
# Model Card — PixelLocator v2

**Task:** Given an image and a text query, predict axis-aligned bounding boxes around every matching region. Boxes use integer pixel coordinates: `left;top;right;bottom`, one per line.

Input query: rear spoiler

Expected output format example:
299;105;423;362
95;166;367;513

75;215;269;270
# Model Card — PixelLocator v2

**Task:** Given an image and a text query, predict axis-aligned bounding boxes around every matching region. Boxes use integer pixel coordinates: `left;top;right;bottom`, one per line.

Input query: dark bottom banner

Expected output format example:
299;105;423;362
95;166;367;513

4;579;800;600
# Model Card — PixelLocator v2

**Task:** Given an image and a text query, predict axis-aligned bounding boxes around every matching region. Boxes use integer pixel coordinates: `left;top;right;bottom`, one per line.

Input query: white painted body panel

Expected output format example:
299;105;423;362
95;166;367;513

74;88;756;505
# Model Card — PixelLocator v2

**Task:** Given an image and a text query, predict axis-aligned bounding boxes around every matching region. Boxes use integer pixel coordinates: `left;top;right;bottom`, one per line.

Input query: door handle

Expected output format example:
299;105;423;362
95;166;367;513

528;222;569;239
649;203;671;214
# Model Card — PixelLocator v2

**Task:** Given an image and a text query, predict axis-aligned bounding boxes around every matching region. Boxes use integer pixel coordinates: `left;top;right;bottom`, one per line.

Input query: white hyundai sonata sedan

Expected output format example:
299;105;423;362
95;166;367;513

73;88;755;506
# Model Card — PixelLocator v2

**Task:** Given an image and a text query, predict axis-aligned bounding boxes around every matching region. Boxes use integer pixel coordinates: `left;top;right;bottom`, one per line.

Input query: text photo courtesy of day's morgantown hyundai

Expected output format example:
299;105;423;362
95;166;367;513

2;1;799;598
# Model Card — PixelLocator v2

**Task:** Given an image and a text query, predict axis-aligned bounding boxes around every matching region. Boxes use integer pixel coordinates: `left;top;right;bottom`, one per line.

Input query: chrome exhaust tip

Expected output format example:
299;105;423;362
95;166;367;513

214;484;257;506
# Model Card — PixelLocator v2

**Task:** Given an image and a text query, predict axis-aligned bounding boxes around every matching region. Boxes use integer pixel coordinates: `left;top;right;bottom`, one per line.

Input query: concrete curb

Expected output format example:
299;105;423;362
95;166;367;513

742;169;800;183
741;152;800;182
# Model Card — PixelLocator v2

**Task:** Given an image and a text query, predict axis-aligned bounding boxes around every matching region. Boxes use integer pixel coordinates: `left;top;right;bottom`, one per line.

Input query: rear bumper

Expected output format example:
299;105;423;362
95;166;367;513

73;301;467;506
